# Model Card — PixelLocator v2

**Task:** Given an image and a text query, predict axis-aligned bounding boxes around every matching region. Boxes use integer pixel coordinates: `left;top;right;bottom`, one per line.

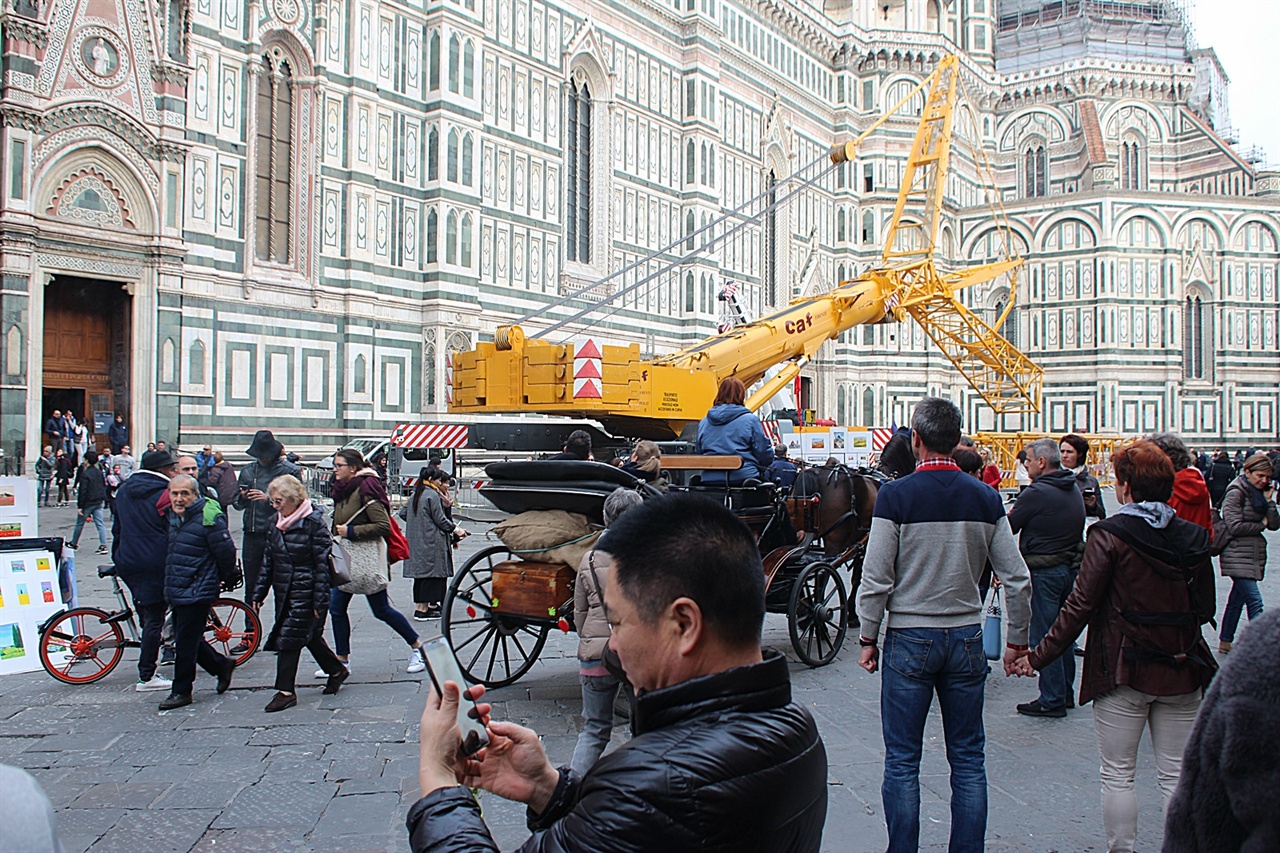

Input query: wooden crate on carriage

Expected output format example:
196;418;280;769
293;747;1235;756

490;560;576;620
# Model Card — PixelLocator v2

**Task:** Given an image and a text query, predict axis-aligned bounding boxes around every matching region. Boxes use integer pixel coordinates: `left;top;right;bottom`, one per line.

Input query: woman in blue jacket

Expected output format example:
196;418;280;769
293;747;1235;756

695;377;774;486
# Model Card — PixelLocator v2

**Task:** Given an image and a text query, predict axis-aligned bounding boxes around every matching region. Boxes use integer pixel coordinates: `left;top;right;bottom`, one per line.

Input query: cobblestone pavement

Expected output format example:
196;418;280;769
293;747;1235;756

3;494;1275;852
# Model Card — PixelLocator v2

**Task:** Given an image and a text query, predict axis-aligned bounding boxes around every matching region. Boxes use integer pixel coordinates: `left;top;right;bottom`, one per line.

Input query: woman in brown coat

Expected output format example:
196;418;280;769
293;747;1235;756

1014;441;1217;853
1216;453;1279;653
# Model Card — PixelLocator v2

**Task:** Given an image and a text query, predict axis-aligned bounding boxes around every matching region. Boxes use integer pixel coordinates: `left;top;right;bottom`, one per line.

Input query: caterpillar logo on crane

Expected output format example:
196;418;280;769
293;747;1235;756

785;313;814;335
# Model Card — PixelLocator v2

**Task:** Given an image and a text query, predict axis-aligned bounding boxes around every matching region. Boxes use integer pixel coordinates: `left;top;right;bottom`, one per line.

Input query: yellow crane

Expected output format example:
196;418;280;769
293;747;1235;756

450;54;1042;439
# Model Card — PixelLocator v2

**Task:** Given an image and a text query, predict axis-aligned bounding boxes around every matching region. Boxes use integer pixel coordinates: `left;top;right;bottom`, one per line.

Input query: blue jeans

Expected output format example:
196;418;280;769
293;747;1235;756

881;624;988;853
328;588;419;657
70;503;107;548
1028;564;1075;708
570;672;622;777
1219;578;1264;642
37;479;51;505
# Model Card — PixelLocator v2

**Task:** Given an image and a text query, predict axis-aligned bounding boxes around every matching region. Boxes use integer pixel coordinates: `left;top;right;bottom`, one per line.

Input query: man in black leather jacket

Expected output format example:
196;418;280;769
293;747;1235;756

407;494;828;852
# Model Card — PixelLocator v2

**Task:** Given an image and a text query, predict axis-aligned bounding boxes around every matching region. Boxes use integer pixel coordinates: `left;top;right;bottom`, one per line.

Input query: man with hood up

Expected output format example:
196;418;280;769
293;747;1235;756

695;377;773;486
1008;438;1086;717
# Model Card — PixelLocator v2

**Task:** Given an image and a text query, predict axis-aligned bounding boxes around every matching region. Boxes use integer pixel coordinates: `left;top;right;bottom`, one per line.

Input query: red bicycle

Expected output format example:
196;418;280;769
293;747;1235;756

38;564;261;685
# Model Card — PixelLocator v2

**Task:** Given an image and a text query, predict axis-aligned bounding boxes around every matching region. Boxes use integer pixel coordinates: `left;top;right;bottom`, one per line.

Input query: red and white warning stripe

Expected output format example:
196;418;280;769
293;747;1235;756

573;339;603;400
762;421;781;444
390;423;470;448
872;428;893;451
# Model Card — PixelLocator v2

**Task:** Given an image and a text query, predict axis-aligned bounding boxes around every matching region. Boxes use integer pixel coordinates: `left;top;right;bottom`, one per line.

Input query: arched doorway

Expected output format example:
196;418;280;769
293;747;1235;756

41;276;131;457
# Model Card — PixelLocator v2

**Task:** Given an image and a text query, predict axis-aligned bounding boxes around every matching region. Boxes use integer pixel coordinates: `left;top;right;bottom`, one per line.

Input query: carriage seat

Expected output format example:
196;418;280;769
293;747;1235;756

481;460;645;523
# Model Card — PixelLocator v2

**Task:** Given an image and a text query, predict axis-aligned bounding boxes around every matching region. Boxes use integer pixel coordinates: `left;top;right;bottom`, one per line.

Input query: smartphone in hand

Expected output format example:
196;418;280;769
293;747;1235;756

420;635;489;755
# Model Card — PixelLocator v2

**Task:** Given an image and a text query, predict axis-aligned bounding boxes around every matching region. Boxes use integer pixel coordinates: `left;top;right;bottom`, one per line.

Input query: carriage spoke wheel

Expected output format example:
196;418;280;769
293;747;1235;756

443;545;550;688
39;608;125;684
206;599;262;666
787;562;848;667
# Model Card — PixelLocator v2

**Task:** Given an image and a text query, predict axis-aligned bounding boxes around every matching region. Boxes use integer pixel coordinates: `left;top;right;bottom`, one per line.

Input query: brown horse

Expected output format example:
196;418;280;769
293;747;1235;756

788;464;880;573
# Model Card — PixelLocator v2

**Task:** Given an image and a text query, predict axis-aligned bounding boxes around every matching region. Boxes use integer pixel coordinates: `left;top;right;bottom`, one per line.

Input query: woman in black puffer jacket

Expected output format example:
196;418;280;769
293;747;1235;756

252;475;348;712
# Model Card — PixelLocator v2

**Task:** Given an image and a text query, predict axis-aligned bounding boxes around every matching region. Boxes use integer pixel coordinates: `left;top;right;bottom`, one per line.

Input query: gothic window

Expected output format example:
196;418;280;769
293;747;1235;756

838;386;847;423
353;354;368;395
254;50;293;264
701;142;708;184
460;213;473;267
708;145;715;187
685;140;696;184
462;40;475;98
188;339;205;384
426;208;438;263
1022;145;1046;198
429;32;440;90
863;387;875;424
765;169;778;306
685;272;695;312
565;79;591;263
447;128;459;182
994;299;1018;347
167;0;185;61
427;127;438;180
1122;138;1144;190
837;209;846;243
446;210;459;264
461;133;473;186
1184;293;1208;380
448;34;461;93
862;210;874;243
685;210;695;252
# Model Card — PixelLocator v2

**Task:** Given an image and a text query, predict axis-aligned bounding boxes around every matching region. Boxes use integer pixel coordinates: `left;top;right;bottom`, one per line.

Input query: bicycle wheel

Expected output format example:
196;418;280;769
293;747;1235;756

206;599;262;665
39;608;125;684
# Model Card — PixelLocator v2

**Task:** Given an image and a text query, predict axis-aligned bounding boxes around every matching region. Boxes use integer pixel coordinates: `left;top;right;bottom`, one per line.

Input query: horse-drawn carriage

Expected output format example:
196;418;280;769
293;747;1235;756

442;453;894;688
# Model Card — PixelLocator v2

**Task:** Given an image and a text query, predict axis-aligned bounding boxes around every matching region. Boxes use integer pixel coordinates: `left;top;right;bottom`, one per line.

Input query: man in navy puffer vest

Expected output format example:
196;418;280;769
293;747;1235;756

159;475;238;711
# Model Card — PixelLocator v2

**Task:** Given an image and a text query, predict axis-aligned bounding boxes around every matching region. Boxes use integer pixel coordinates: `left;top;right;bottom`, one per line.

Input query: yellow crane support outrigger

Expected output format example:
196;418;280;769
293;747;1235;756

450;54;1043;439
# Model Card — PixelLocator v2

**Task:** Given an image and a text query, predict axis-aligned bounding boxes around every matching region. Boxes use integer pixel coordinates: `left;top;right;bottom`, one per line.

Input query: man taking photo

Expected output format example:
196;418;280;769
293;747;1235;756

407;493;829;851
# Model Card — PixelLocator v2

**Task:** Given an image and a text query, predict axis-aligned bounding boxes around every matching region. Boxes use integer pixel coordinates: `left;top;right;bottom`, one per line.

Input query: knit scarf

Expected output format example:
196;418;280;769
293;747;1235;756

276;499;313;531
330;470;390;510
1242;478;1269;513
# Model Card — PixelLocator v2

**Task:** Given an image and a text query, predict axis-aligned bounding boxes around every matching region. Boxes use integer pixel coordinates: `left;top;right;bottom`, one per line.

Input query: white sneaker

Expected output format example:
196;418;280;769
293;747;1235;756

317;659;349;678
136;674;173;692
406;648;426;674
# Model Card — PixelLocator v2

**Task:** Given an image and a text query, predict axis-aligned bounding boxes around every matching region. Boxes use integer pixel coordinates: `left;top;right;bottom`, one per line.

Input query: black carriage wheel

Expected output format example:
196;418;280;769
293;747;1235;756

787;561;848;667
442;545;550;688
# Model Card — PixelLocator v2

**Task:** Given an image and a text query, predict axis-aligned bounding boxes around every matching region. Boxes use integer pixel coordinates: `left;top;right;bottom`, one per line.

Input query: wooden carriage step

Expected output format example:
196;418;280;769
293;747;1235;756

490;560;576;620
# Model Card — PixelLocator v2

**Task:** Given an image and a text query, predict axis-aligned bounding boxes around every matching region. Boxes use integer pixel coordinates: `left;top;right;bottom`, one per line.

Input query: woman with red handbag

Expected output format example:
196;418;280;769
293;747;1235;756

398;468;468;621
320;449;429;677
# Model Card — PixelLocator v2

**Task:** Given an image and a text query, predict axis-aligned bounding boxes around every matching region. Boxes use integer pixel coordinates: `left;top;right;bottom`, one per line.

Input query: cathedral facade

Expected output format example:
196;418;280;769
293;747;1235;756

1;0;1276;464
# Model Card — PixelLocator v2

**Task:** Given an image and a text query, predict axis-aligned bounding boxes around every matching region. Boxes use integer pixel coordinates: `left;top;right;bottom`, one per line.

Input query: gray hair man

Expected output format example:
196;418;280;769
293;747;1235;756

1007;437;1086;718
856;397;1032;851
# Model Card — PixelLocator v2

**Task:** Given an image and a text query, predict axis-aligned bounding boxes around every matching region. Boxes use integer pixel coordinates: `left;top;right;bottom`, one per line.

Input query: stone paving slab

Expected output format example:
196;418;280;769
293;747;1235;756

5;498;1277;851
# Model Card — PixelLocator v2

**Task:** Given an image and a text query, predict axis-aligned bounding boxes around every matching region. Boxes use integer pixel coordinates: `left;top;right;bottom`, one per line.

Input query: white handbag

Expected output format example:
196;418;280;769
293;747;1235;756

335;502;390;595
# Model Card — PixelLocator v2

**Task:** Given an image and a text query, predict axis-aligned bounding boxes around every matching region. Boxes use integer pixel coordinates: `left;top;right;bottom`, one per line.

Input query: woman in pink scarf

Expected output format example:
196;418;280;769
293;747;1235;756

251;475;348;712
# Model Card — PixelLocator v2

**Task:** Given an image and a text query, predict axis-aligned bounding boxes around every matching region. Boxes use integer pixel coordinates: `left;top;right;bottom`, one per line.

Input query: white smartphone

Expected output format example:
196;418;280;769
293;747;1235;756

420;635;490;755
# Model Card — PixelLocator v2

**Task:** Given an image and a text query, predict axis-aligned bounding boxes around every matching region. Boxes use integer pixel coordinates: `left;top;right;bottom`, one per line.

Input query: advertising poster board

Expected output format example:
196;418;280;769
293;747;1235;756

0;477;36;539
801;431;832;464
846;431;874;467
0;540;63;675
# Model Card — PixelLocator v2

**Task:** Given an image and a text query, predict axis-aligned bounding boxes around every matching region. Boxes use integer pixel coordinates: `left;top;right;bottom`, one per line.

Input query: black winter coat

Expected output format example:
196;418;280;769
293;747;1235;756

253;506;333;651
406;651;828;852
165;497;238;606
75;465;106;508
112;471;171;605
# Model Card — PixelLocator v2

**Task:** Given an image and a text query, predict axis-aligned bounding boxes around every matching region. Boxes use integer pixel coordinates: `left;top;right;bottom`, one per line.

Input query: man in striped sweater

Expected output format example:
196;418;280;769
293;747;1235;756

856;397;1033;853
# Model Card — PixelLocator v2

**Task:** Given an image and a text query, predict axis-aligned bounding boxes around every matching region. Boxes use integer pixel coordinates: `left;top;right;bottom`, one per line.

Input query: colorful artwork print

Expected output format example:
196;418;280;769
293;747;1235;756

41;582;54;604
10;559;24;573
16;584;29;605
0;485;14;507
36;558;51;572
0;523;20;539
0;622;26;660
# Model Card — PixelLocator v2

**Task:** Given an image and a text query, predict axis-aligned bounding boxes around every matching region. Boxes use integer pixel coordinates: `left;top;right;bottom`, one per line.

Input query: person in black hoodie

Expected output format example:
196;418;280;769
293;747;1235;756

1205;451;1235;509
1007;438;1086;717
67;451;109;554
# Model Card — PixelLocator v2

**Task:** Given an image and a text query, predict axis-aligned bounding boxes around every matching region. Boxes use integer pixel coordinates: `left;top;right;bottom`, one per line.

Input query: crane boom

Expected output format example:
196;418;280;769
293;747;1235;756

450;54;1042;439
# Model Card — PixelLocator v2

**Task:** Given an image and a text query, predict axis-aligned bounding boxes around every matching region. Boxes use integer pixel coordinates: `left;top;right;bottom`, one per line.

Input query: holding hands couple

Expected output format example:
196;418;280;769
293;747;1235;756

418;681;562;815
857;640;1037;677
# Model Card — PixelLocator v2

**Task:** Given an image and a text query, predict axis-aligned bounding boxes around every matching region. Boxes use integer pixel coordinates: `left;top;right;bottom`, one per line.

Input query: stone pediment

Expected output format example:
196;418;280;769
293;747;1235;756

36;0;160;129
1181;239;1215;285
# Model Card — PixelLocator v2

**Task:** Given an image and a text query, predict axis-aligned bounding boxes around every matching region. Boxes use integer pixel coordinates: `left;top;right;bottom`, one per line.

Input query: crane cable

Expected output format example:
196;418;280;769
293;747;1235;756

517;147;835;338
544;156;842;342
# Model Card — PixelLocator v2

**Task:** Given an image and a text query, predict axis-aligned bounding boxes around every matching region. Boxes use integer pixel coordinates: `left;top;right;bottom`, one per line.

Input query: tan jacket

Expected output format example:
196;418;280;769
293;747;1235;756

574;549;612;663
